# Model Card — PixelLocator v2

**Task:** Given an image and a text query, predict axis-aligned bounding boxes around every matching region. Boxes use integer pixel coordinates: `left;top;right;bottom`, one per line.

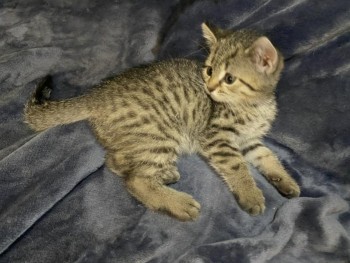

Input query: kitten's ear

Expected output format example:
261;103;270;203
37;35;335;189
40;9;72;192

246;37;278;74
201;22;218;47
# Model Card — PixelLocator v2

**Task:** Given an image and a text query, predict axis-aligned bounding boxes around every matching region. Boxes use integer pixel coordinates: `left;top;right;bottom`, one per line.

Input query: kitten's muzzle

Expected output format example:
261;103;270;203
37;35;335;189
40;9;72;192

207;83;220;92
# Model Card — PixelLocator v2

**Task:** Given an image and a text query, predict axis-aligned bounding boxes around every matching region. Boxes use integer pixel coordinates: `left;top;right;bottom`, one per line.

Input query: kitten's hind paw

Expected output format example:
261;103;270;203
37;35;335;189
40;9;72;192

160;191;201;221
236;187;265;216
125;176;200;221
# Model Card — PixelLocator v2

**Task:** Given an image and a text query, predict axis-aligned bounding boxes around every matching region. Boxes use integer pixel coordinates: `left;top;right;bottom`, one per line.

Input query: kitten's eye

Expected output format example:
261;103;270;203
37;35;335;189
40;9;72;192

224;73;235;85
206;66;213;76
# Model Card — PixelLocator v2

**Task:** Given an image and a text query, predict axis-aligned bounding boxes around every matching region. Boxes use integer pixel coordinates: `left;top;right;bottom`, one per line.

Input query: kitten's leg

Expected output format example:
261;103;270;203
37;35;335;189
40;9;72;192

241;140;300;198
106;151;199;221
125;173;200;221
159;167;181;185
200;138;265;215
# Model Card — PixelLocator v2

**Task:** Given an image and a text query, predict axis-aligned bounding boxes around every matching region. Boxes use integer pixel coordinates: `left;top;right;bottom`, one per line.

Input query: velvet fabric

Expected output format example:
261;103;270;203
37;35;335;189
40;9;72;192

0;1;349;262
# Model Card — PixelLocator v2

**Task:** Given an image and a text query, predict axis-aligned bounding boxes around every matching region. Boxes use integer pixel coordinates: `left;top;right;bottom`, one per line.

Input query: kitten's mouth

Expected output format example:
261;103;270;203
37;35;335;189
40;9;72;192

205;89;213;97
207;87;219;96
206;88;222;102
204;85;213;95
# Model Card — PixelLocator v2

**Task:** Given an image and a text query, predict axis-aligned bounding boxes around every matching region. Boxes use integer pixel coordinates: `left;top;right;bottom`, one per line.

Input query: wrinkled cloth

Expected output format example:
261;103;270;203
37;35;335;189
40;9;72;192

0;1;349;262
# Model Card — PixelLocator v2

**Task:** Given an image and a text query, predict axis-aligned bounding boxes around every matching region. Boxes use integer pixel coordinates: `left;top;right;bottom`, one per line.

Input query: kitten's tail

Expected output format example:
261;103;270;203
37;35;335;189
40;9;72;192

24;76;93;131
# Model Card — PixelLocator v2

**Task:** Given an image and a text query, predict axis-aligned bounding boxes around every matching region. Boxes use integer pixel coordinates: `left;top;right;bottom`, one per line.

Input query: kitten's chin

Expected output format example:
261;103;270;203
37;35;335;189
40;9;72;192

209;94;222;102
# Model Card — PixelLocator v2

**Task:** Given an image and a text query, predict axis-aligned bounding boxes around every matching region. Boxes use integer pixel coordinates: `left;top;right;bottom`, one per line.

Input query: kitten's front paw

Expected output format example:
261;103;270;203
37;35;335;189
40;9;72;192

236;187;265;216
269;175;300;198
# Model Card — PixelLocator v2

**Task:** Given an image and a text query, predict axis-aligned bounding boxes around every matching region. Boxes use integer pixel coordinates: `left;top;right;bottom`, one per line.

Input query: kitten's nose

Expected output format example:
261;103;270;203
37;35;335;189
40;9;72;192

207;85;216;92
207;81;219;92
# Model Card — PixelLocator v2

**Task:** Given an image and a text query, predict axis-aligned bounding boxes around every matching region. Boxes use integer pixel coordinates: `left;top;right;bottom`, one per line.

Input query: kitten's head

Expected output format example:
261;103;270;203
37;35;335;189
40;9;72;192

201;23;284;104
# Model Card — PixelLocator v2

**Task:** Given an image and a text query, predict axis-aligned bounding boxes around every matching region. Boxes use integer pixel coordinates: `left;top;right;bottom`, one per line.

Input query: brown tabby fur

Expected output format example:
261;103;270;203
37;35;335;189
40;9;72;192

24;23;300;221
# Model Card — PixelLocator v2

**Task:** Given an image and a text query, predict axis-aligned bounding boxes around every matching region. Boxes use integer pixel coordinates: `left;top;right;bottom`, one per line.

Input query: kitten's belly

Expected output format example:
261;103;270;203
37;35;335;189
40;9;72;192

178;133;200;155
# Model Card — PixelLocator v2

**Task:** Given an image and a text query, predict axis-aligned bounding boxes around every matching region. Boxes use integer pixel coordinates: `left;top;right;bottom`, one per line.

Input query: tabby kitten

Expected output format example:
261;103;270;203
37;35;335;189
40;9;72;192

24;23;300;221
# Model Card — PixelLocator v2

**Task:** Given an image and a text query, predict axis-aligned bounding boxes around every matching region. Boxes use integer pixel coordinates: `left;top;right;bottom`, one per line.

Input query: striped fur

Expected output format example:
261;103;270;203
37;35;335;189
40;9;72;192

24;23;300;221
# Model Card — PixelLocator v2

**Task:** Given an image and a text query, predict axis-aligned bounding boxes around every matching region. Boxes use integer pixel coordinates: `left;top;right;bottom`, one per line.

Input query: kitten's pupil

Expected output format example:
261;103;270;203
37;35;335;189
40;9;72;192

224;73;234;84
206;66;213;76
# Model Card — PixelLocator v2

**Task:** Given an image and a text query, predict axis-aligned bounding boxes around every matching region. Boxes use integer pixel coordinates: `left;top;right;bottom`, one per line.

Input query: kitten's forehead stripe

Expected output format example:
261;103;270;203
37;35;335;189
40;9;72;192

225;61;229;71
210;45;238;72
210;46;219;64
223;49;238;70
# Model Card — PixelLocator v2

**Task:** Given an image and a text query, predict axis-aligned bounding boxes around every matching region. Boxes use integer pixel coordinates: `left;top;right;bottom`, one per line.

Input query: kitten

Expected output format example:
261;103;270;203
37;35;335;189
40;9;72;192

24;23;300;221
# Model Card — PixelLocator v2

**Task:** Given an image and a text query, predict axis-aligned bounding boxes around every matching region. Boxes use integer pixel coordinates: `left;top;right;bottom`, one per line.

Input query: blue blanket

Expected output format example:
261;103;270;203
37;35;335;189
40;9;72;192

0;1;349;262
